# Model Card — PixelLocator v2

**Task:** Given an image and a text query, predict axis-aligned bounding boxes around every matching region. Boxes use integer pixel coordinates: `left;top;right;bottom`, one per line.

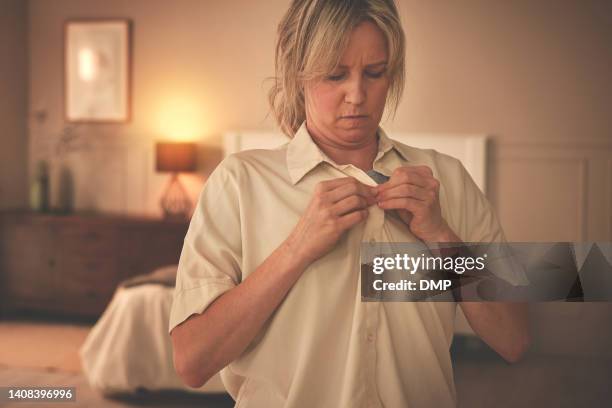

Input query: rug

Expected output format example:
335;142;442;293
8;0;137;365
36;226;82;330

0;319;91;373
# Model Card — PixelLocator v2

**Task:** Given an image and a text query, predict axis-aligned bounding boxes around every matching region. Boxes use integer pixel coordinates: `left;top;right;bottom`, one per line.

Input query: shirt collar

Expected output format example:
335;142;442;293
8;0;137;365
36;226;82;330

286;121;409;185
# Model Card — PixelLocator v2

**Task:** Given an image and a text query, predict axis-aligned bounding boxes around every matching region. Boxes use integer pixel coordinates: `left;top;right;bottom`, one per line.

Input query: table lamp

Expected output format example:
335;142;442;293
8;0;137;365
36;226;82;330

156;141;197;219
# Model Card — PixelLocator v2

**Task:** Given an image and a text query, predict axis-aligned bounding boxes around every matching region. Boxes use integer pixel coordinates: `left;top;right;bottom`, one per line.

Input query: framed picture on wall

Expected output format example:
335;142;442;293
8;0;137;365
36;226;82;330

64;19;131;123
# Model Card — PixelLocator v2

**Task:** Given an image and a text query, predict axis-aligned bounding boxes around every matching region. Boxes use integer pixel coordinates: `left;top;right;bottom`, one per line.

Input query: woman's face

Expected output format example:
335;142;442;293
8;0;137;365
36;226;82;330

304;20;390;147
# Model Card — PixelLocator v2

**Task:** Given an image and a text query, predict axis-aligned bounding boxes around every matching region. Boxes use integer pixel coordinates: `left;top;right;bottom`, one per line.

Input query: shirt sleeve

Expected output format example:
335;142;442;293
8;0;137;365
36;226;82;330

168;156;243;334
456;160;506;244
454;159;528;286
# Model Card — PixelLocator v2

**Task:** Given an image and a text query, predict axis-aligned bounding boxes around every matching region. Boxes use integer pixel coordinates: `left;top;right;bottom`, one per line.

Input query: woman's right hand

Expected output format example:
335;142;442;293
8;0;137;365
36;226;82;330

286;177;377;268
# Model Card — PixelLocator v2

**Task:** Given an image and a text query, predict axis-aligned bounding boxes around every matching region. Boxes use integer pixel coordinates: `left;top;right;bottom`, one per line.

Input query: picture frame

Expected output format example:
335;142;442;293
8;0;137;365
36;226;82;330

64;19;131;123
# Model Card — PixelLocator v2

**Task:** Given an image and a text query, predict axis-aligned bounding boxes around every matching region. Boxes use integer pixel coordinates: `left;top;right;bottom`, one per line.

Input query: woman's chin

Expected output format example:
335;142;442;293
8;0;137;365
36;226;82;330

335;123;377;140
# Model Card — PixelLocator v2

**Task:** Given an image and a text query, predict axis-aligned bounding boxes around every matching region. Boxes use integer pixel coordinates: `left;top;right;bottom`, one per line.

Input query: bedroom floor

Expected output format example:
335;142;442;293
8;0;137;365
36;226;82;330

2;357;611;408
0;366;234;408
0;315;234;407
0;318;611;408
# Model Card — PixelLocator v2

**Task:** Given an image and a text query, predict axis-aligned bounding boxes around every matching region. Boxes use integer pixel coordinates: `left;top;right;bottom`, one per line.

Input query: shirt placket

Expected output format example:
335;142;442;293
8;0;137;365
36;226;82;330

363;219;384;408
340;165;385;408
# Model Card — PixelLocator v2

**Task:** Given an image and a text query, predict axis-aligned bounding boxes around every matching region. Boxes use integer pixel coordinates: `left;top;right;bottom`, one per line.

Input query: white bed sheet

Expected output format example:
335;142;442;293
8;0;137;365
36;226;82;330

79;284;226;395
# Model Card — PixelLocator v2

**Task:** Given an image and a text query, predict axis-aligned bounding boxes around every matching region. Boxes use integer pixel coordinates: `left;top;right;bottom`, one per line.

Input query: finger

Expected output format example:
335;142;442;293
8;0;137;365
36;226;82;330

377;183;429;202
336;209;368;231
331;194;369;216
411;167;440;191
378;197;424;211
316;177;356;193
327;180;377;205
411;165;434;177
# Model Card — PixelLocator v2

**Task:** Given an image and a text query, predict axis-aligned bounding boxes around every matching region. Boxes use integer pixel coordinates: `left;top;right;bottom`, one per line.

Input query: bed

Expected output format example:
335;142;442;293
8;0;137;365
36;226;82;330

79;130;487;395
79;266;226;395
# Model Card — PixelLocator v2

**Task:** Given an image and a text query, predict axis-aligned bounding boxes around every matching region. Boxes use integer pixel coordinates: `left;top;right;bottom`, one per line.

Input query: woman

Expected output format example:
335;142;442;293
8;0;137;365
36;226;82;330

169;1;530;407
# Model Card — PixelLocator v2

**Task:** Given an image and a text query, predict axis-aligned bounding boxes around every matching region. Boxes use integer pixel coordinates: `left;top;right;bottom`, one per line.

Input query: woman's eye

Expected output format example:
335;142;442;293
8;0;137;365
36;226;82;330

366;71;385;78
326;73;345;81
326;70;385;81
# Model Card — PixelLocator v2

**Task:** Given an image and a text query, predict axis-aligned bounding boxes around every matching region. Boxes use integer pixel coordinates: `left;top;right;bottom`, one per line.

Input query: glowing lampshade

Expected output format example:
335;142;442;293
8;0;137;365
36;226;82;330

155;142;197;173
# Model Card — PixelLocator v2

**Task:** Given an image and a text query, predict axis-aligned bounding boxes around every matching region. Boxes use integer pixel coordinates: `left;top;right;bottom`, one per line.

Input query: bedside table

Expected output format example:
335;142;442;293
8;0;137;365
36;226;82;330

0;210;189;318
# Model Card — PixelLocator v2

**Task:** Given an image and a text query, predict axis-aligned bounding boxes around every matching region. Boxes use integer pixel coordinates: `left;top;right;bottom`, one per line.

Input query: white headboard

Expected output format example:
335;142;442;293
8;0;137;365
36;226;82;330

223;131;488;193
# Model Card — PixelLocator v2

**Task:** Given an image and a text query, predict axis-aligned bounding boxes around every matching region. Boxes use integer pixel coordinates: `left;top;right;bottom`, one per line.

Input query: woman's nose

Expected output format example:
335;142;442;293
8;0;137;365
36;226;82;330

344;77;366;105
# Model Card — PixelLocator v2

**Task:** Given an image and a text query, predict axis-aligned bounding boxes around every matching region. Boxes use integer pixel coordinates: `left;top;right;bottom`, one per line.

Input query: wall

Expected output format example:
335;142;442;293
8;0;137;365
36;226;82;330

27;0;612;356
28;0;287;216
0;0;28;209
394;0;612;243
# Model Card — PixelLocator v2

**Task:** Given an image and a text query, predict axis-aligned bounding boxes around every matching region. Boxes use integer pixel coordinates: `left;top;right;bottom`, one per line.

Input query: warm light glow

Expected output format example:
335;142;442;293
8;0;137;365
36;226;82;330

157;97;207;142
78;48;98;81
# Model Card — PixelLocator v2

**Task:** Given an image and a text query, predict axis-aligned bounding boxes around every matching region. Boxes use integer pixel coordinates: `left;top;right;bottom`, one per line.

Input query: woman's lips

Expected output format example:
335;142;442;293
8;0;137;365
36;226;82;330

340;115;368;119
339;115;369;127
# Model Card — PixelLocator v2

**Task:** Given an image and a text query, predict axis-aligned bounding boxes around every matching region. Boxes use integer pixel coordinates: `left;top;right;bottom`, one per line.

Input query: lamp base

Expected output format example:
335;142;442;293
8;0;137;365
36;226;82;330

160;173;192;219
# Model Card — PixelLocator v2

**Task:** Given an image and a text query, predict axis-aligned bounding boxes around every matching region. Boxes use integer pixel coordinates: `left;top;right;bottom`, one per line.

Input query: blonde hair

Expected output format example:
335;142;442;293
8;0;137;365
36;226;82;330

268;0;406;137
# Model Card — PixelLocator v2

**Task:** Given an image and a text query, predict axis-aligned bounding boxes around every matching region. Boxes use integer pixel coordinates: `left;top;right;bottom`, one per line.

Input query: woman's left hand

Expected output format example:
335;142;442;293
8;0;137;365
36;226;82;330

374;165;451;242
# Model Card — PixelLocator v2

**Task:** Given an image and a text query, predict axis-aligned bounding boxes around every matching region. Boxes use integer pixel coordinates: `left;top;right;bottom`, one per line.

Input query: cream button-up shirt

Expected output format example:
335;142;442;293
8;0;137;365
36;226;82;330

169;122;506;408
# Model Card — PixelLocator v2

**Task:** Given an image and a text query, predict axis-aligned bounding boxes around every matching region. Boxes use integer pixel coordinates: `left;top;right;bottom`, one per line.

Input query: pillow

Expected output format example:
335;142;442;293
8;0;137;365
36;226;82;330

119;265;178;289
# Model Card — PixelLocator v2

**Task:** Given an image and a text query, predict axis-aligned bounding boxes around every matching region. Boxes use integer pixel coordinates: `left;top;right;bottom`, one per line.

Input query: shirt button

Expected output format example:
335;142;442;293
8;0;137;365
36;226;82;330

369;238;376;245
367;333;375;343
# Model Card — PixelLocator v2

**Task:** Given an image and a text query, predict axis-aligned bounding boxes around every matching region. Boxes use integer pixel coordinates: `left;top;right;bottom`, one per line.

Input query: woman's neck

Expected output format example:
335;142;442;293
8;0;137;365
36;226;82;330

306;122;378;172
